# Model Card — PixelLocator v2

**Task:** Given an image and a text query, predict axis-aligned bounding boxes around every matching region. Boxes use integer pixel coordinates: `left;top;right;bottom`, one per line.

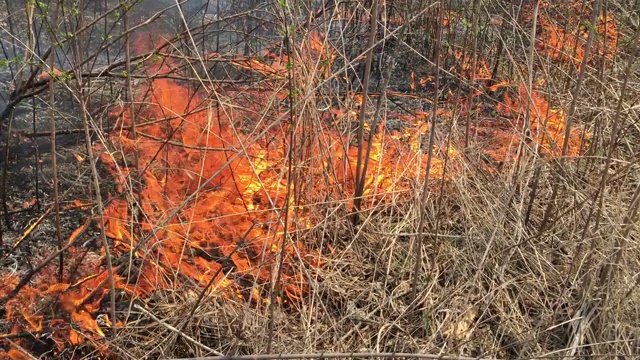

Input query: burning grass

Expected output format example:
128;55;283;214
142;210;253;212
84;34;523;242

1;1;639;359
534;1;619;66
0;46;588;358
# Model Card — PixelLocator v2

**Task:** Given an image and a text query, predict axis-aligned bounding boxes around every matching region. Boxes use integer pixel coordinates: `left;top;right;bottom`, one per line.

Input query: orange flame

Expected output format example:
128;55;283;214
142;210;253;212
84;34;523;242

535;1;619;66
471;82;586;163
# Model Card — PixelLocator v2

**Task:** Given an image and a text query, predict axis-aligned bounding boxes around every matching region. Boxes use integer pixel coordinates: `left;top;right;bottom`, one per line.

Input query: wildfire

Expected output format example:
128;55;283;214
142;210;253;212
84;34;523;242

471;83;585;163
0;24;591;358
98;64;313;306
0;247;121;358
451;49;492;82
535;1;619;66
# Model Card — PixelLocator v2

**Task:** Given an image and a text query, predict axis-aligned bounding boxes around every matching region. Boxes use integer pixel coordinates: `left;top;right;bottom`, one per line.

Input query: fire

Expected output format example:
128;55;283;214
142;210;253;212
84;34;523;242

469;82;585;163
0;25;591;357
0;247;117;358
534;1;619;66
502;86;582;156
36;67;65;82
99;64;307;303
22;198;37;209
93;29;462;314
451;49;492;81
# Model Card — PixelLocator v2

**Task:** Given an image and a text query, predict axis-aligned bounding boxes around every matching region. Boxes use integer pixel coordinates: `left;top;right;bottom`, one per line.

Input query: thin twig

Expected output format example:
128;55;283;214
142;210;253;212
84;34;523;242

410;2;444;302
4;339;38;360
133;304;224;356
170;225;256;349
268;1;297;352
537;0;602;236
48;0;64;283
6;206;53;255
352;0;379;221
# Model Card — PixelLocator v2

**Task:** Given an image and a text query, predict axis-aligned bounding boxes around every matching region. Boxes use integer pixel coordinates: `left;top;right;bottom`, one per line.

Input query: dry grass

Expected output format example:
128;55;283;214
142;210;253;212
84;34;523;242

111;147;640;358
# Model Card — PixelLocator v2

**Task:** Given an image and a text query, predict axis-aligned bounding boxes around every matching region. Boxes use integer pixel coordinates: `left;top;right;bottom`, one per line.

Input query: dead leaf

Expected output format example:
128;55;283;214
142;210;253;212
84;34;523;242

442;305;476;341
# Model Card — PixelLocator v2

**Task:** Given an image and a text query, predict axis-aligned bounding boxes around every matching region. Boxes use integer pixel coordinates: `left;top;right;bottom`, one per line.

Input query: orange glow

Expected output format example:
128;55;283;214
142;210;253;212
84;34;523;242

21;310;43;332
471;82;585;162
89;30;469;325
22;198;37;209
535;1;618;66
441;10;461;28
6;349;32;360
451;50;491;81
503;85;583;156
98;60;306;305
37;67;64;82
487;81;509;92
68;328;81;346
71;311;105;338
62;200;93;210
309;32;336;81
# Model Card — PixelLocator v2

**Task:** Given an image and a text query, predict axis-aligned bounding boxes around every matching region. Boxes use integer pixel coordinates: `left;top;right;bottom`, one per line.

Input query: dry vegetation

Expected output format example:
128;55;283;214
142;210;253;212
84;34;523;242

1;0;640;359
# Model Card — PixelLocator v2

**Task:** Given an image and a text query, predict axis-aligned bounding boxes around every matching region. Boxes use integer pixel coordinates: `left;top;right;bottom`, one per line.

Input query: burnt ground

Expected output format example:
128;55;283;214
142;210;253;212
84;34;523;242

0;0;119;273
0;84;109;275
